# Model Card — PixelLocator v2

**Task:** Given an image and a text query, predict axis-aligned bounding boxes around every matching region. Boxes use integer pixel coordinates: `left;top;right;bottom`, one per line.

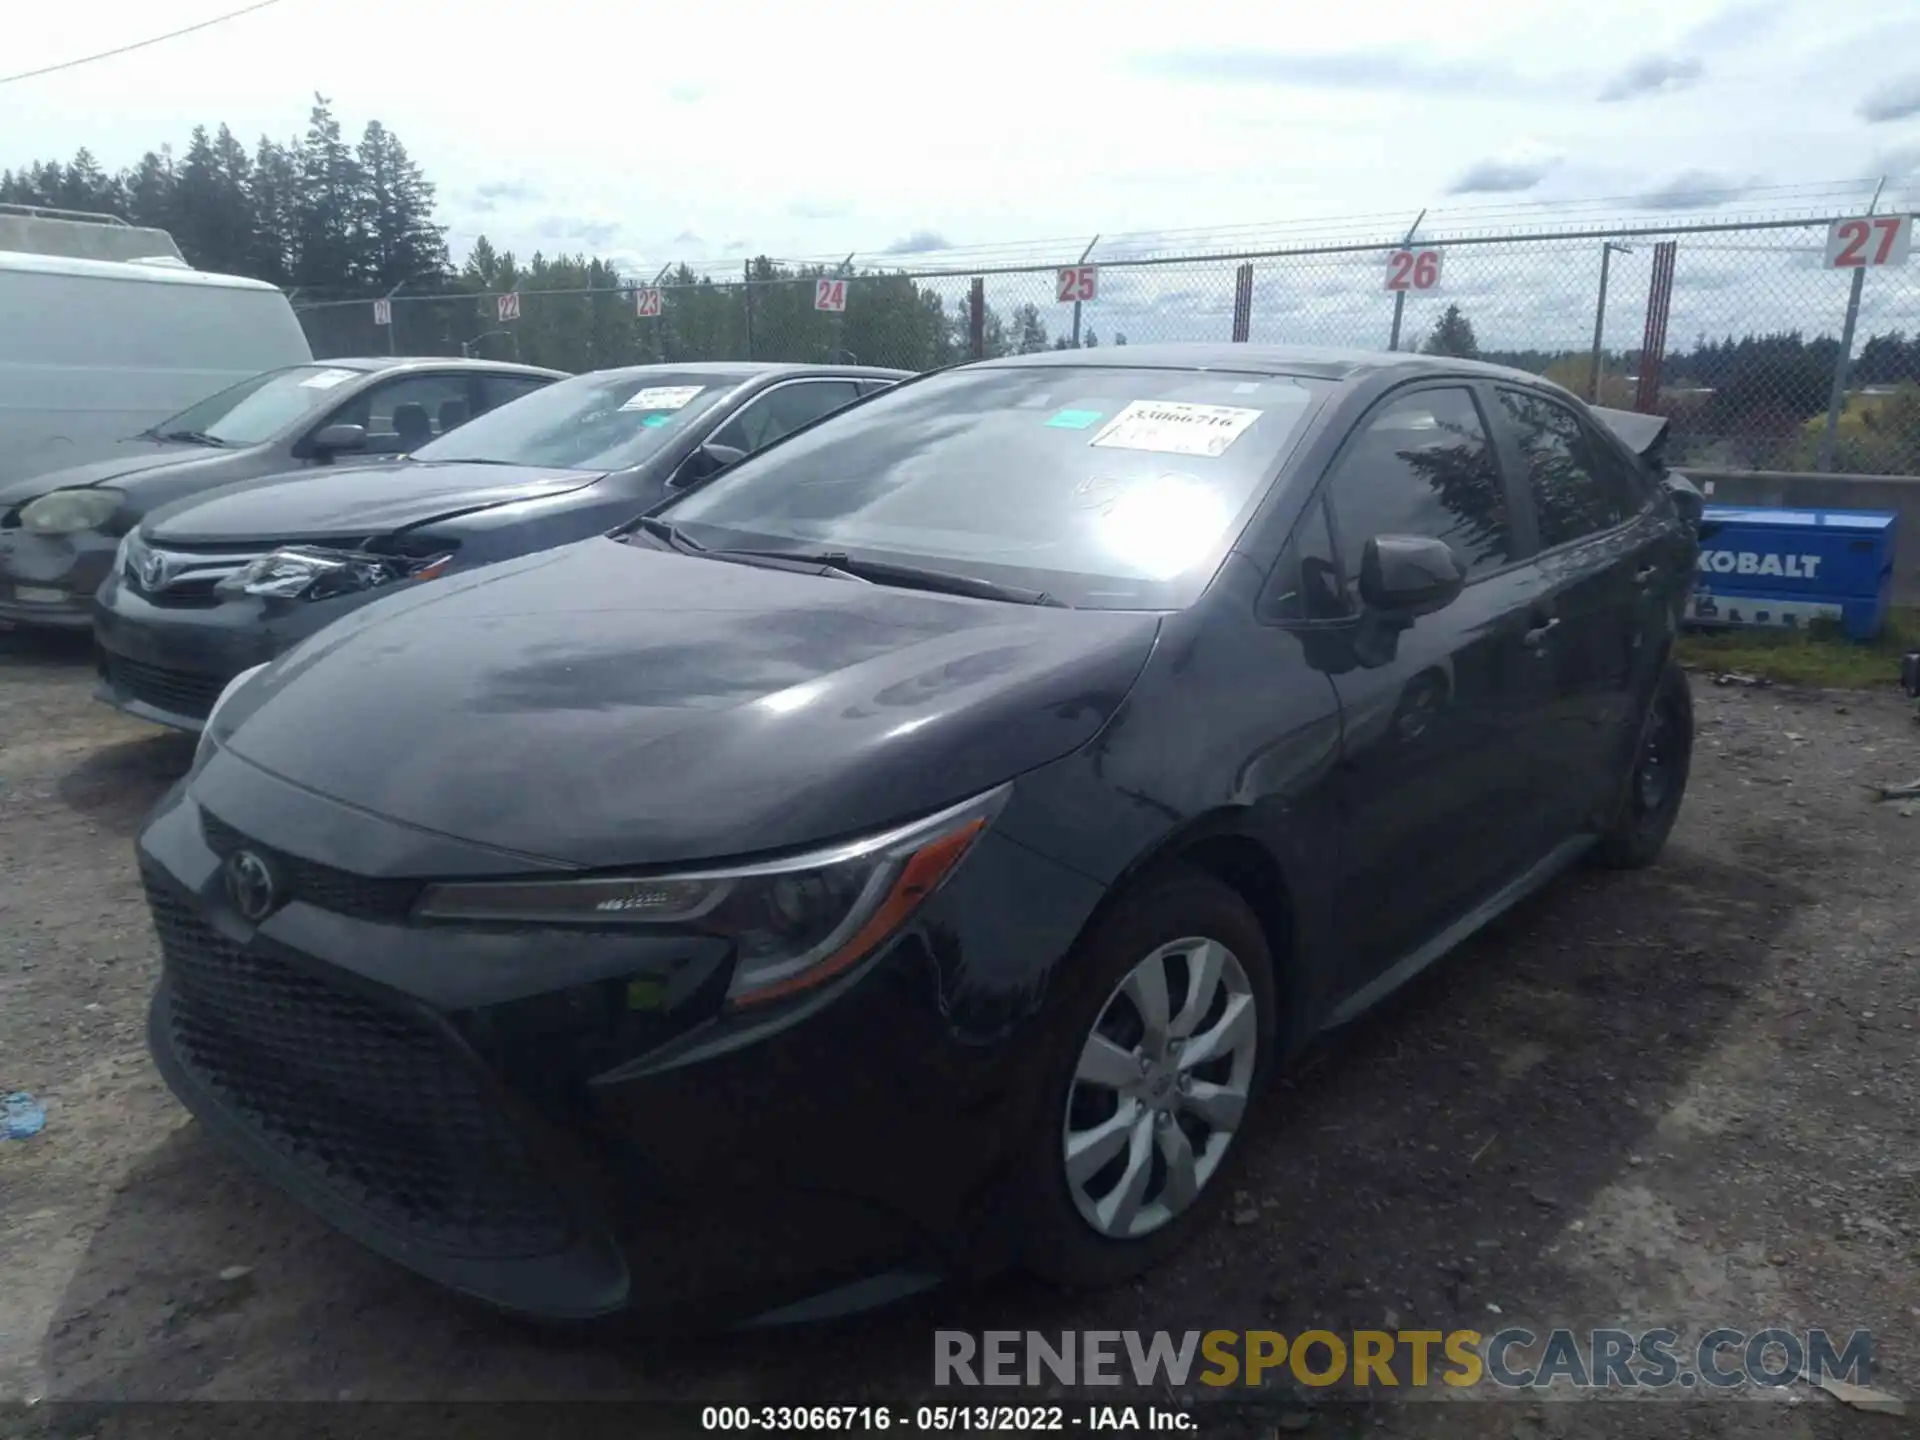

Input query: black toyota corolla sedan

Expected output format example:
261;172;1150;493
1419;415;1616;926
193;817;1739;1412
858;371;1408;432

0;357;565;631
94;361;906;730
136;344;1700;1329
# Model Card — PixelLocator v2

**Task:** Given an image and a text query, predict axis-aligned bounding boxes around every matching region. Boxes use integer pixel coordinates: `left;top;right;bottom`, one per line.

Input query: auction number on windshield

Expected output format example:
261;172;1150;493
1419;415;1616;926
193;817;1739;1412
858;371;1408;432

1385;248;1442;292
1825;215;1912;269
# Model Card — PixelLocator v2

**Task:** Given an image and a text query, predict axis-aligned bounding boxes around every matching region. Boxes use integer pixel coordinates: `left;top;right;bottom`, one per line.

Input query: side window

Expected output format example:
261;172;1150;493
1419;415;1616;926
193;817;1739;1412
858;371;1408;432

1496;389;1634;548
477;374;554;417
1266;494;1351;623
711;380;862;454
1325;387;1515;601
325;374;475;454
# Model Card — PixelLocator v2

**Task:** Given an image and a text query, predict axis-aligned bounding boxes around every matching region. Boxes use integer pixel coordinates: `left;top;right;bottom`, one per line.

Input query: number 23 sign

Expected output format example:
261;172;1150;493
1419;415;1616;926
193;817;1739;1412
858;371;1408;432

1825;215;1913;269
1385;248;1442;292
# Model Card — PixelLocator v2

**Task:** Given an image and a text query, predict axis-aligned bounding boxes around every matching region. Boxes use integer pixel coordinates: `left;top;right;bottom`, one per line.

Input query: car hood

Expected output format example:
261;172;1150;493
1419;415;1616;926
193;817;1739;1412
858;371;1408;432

146;462;603;546
0;443;212;510
212;537;1161;868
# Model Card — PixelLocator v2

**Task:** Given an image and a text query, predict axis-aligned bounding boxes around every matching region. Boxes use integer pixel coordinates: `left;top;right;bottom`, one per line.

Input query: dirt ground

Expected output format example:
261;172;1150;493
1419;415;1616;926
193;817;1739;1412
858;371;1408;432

3;625;1918;1438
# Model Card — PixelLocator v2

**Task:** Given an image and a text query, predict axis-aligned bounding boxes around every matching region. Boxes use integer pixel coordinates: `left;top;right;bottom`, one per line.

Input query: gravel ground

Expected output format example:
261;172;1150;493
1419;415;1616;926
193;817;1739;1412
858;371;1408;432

3;627;1917;1438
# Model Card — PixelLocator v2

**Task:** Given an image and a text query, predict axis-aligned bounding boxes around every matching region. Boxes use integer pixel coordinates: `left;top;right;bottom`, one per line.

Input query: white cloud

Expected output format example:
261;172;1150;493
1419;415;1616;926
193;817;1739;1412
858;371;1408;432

0;0;1910;276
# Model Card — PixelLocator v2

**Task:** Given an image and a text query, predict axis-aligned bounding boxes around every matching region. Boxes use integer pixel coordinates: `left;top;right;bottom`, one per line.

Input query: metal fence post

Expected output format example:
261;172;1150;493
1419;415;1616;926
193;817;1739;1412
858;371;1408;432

1230;263;1254;342
969;277;985;360
1819;179;1887;473
1386;209;1425;351
742;260;755;360
1587;242;1629;401
1071;235;1098;348
1633;242;1677;414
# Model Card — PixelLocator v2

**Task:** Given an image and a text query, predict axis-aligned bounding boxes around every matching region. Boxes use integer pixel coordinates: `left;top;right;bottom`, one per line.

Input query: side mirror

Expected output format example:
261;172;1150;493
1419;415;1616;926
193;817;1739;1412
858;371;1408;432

1359;535;1467;617
1663;472;1705;534
672;440;746;488
309;422;368;456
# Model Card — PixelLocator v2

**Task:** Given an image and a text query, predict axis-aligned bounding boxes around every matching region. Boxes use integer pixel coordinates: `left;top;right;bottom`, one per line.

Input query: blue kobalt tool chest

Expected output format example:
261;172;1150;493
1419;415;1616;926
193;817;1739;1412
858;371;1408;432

1685;505;1897;641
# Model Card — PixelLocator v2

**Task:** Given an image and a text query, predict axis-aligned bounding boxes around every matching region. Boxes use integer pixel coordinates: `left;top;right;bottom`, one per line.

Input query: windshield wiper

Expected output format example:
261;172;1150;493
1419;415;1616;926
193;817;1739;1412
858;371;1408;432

156;428;228;447
708;547;1067;607
628;516;709;555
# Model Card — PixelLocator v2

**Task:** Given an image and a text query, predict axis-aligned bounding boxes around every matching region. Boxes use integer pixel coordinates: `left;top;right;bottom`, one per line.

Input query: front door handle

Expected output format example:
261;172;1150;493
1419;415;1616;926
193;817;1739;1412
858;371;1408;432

1633;564;1659;583
1522;616;1561;650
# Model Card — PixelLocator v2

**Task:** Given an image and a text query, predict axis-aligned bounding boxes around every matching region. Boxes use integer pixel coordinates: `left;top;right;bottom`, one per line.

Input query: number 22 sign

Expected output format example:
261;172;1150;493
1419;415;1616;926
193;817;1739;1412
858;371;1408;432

1385;248;1442;292
1825;215;1912;269
814;277;848;312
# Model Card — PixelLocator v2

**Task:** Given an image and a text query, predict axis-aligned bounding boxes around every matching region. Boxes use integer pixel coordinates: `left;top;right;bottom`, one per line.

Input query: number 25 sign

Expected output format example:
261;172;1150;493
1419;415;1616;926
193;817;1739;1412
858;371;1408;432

814;277;848;312
1057;265;1098;303
1385;248;1443;292
1825;215;1913;269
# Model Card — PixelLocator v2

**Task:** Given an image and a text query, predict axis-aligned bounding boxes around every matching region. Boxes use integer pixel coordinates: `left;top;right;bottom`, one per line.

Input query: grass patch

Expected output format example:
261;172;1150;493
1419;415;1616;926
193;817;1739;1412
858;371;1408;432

1676;605;1920;689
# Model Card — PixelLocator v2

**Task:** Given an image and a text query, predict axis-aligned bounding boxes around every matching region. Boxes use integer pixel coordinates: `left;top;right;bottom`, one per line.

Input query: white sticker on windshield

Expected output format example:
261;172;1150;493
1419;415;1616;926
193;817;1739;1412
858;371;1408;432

1089;400;1263;458
621;385;704;412
300;368;357;390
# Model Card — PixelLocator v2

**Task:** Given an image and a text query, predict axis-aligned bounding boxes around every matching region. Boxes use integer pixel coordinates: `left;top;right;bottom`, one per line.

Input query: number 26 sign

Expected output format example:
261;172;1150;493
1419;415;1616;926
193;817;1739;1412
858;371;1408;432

1825;215;1913;269
1385;248;1442;292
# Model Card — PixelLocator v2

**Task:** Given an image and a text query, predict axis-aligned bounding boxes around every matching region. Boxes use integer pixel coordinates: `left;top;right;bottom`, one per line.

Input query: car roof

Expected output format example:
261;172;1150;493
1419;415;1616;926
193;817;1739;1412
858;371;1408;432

974;342;1567;389
579;361;915;384
318;357;570;378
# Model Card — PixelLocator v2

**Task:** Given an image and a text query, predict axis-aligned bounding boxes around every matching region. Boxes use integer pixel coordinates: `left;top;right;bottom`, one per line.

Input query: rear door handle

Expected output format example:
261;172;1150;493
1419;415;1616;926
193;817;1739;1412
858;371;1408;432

1523;617;1561;650
1633;564;1659;583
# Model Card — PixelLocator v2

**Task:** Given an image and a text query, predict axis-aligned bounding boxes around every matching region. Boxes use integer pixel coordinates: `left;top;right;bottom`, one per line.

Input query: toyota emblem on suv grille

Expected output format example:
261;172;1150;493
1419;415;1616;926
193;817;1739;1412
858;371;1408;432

139;550;174;592
224;849;280;922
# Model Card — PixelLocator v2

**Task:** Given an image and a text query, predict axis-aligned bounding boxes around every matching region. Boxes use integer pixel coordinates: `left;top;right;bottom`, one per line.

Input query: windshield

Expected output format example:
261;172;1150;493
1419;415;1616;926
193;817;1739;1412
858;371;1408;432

152;365;371;446
414;370;743;471
659;365;1329;608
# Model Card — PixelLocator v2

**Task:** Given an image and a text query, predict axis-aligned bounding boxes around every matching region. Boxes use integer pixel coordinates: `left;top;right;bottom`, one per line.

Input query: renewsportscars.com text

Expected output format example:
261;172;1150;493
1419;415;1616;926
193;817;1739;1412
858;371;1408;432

933;1328;1876;1392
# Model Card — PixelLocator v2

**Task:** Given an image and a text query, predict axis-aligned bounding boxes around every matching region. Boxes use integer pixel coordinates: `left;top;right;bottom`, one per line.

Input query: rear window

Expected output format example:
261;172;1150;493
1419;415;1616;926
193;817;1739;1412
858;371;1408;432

662;365;1329;609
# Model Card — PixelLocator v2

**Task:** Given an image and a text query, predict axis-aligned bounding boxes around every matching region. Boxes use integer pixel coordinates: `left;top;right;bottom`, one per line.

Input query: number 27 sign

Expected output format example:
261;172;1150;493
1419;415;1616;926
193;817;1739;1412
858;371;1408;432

1825;215;1913;269
1385;248;1442;292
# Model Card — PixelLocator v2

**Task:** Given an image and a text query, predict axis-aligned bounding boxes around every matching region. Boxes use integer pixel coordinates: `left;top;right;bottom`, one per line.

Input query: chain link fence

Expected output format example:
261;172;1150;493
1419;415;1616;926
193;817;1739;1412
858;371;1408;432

295;211;1920;475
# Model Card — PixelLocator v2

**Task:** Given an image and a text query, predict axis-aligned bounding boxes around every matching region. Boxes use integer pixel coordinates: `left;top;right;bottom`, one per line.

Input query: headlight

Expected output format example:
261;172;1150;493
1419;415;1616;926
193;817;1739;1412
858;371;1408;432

216;545;452;601
20;488;123;535
192;662;269;770
416;785;1010;1006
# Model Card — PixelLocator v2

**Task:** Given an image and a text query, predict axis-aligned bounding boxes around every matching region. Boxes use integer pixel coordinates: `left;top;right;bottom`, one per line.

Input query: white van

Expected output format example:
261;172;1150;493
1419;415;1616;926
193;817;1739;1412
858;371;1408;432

0;249;314;483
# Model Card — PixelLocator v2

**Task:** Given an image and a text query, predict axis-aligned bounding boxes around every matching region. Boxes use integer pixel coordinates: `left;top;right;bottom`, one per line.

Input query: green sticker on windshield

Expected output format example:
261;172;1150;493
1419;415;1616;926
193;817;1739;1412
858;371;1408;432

640;413;672;428
1045;408;1103;430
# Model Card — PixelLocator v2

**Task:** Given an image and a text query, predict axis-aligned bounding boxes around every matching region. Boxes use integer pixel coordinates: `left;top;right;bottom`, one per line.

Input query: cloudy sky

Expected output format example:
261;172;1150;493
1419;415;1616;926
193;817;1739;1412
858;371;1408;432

5;0;1920;350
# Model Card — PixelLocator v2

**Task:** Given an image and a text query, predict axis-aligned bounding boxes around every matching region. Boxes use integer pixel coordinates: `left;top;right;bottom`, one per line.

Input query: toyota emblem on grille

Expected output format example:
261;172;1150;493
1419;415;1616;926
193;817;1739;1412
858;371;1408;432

139;550;174;592
224;849;280;922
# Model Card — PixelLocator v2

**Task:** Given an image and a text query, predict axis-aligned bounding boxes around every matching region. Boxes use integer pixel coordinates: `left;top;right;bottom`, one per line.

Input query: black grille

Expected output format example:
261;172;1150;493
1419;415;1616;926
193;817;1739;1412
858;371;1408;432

103;655;225;720
146;877;573;1258
200;810;423;922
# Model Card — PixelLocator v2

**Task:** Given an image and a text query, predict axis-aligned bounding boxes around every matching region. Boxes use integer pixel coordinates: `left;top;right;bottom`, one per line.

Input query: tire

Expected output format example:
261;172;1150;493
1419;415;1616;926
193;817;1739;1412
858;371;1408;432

1017;865;1276;1290
1594;661;1694;870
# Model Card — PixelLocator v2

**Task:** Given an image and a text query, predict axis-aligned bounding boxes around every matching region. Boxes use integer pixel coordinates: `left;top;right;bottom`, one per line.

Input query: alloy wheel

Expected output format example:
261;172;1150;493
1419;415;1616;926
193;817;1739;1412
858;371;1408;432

1061;936;1258;1240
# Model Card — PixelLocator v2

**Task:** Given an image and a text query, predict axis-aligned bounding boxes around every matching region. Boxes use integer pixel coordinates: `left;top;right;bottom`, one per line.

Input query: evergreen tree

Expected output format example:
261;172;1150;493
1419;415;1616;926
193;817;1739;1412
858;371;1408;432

354;120;448;290
123;149;178;232
1009;301;1050;354
1422;303;1480;360
247;137;299;288
292;94;364;290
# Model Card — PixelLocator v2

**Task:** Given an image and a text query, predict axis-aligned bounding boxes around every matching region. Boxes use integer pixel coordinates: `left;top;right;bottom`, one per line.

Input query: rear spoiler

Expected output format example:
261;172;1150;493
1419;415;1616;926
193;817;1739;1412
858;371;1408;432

1589;405;1670;466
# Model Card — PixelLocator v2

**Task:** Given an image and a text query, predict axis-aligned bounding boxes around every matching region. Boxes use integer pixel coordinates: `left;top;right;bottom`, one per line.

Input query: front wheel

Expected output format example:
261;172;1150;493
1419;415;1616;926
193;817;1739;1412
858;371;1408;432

1594;661;1694;869
1019;867;1275;1289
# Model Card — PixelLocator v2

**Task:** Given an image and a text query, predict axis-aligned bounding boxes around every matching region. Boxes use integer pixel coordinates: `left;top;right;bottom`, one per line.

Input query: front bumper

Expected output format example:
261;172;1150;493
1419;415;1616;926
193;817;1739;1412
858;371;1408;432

92;570;344;732
0;527;115;629
136;759;1105;1326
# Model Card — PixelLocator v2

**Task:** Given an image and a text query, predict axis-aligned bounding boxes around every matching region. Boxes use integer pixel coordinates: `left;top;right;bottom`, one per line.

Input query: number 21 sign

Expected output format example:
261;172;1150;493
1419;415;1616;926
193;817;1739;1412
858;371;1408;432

1385;248;1442;292
814;277;848;312
1825;215;1913;269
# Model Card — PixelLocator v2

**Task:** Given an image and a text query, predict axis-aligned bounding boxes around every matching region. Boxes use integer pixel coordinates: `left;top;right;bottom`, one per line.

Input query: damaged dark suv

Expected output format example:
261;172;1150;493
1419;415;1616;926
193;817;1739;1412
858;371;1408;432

136;345;1702;1329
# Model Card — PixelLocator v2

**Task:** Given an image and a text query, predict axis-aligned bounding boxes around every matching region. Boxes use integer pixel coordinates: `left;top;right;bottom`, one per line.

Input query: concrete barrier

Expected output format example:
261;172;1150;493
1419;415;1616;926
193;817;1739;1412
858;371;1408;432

1685;469;1920;608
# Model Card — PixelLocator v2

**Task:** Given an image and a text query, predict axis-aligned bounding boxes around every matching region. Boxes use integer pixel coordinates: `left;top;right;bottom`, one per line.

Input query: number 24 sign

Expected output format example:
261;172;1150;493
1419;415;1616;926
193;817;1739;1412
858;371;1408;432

814;277;848;312
1385;248;1442;292
1825;215;1913;269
